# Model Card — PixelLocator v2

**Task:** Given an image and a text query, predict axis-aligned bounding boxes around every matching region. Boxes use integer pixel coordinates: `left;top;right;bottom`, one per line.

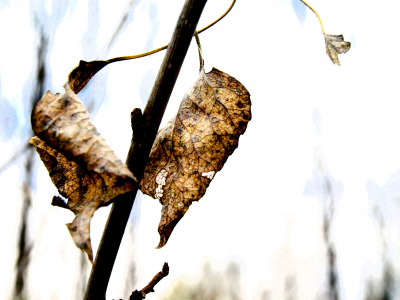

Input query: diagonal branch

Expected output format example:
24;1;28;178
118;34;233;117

84;1;208;299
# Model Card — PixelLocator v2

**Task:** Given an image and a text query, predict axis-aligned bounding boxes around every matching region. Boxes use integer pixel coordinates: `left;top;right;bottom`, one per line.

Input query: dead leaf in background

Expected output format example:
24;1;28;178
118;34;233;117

299;1;351;66
140;67;251;248
30;83;136;262
324;34;351;66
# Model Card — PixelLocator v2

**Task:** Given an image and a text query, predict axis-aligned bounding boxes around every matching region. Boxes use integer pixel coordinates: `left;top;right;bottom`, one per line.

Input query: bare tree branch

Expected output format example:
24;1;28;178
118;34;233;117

84;1;207;299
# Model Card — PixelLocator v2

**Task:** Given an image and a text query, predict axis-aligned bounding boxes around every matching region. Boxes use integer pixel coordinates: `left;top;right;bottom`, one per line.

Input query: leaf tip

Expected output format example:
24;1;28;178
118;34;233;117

66;204;97;264
156;236;168;249
66;221;94;264
68;60;109;94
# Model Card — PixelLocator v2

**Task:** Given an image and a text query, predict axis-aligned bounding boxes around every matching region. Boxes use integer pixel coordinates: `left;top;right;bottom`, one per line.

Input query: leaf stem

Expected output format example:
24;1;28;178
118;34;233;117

194;31;204;72
300;0;325;34
106;0;236;63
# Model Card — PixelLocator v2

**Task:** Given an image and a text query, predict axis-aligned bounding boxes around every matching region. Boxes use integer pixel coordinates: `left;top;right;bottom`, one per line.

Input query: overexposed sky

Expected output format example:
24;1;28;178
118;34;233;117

1;0;400;299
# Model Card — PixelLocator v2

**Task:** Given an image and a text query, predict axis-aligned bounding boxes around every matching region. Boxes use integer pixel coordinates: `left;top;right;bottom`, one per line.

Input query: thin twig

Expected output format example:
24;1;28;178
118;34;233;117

141;262;169;294
300;0;325;34
129;262;169;300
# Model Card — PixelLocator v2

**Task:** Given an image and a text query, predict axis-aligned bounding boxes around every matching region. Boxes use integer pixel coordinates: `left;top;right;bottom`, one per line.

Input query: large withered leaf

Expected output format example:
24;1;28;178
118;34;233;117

324;34;351;66
140;68;251;248
30;83;136;262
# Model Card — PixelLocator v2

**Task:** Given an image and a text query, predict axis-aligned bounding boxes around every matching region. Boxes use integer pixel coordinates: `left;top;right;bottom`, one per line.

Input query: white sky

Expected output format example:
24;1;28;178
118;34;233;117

1;0;400;299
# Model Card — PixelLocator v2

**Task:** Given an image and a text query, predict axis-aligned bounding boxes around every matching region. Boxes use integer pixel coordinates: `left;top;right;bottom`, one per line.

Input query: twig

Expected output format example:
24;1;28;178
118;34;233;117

14;148;35;300
141;262;169;294
128;263;169;300
83;1;207;299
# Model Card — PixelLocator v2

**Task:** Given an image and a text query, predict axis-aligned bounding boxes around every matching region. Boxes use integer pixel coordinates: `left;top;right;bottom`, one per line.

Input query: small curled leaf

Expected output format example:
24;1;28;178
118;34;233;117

30;83;136;262
68;60;110;94
324;34;351;66
140;67;251;248
31;83;136;184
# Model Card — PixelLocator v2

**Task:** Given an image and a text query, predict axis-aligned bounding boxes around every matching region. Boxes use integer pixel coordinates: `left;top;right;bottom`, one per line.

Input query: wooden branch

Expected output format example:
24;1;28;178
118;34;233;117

84;1;207;299
128;263;169;300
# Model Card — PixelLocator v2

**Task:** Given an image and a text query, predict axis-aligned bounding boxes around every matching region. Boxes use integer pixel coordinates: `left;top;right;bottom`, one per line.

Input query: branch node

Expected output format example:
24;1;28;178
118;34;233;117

130;108;143;130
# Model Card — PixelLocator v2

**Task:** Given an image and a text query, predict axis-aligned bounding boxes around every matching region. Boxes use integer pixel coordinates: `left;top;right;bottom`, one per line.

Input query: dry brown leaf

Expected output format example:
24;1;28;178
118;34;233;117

30;83;136;262
68;60;110;94
140;67;251;248
324;34;351;66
